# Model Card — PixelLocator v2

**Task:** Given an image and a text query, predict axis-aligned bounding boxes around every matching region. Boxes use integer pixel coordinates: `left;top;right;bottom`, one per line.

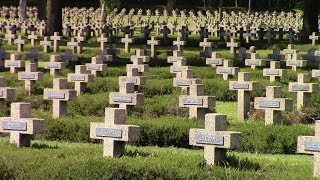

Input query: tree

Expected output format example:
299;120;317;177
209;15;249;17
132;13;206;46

301;0;319;42
100;0;120;23
219;0;223;21
19;0;27;20
37;0;47;20
167;0;175;12
46;0;62;35
248;0;252;15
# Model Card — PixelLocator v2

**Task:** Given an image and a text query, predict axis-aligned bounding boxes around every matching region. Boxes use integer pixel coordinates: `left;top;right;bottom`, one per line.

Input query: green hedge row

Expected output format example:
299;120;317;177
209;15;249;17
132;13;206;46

31;113;314;154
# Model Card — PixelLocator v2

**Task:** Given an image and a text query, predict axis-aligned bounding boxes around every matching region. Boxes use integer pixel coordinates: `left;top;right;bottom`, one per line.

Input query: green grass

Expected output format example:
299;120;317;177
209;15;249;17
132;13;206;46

0;138;315;179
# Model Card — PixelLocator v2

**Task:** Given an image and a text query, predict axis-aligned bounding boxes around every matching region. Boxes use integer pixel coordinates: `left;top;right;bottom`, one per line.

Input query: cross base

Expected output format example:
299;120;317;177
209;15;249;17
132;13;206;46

10;132;31;147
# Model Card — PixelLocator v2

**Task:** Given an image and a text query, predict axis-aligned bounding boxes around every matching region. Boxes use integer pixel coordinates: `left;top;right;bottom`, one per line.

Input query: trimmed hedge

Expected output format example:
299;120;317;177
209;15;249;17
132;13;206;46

31;113;314;154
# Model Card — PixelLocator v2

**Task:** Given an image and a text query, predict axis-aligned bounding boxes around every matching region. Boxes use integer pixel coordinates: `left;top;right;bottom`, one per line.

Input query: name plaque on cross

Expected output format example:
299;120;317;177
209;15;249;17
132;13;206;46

122;78;137;84
16;40;25;44
233;83;249;89
247;60;259;65
207;59;221;65
0;90;3;97
71;75;85;81
292;85;309;91
259;100;281;108
40;42;51;46
195;134;224;145
313;71;320;77
266;69;279;75
168;57;179;62
95;128;122;138
305;141;320;152
88;65;100;71
172;66;182;72
218;68;232;74
46;63;58;68
2;121;27;131
200;42;211;47
20;73;35;79
47;92;65;99
183;98;203;105
113;96;133;103
68;42;78;46
7;61;19;67
287;61;300;66
176;79;192;86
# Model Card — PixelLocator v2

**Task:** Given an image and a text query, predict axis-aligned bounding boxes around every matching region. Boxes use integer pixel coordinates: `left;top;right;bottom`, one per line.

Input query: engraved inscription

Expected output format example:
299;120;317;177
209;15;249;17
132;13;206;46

183;98;203;105
6;61;19;67
218;68;232;74
87;64;100;71
46;63;58;68
266;69;279;75
122;78;137;84
292;85;309;91
71;75;85;81
96;128;122;138
2;121;27;131
305;141;320;152
195;134;224;145
20;73;35;79
259;100;280;108
113;96;133;103
47;92;65;99
233;83;249;89
176;79;192;86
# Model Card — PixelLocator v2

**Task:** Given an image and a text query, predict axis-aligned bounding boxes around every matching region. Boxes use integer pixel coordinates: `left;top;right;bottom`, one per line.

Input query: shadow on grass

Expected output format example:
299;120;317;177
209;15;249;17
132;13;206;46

223;154;261;171
31;142;59;149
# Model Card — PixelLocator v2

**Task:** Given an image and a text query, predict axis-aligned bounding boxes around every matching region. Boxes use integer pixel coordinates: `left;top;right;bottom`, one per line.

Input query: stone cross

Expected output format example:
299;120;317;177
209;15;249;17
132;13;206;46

43;78;77;118
199;38;212;51
297;120;320;177
85;57;107;77
206;52;223;67
0;47;9;67
40;36;52;53
67;65;94;96
263;61;287;82
226;38;239;54
127;56;149;73
173;36;186;50
283;44;298;55
121;34;133;53
109;82;144;112
254;86;293;125
229;72;259;120
170;56;187;74
289;74;318;110
285;53;307;71
245;53;267;69
189;113;241;165
0;76;14;103
90;108;140;157
18;63;43;95
5;31;16;45
97;33;110;50
173;67;202;93
0;102;44;147
167;50;185;64
50;32;62;53
15;35;25;52
61;49;78;64
5;54;25;73
268;49;285;61
27;31;38;46
131;49;150;63
147;36;159;58
216;60;239;80
45;55;66;76
179;84;215;120
119;67;146;86
26;48;43;65
67;38;82;54
309;32;319;45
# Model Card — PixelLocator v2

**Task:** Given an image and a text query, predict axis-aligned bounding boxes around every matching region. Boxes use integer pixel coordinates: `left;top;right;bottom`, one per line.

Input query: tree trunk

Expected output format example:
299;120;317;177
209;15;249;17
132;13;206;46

46;0;62;36
235;0;238;7
37;0;47;20
301;0;319;42
248;0;251;15
100;1;106;22
219;0;223;21
167;0;174;12
19;0;27;20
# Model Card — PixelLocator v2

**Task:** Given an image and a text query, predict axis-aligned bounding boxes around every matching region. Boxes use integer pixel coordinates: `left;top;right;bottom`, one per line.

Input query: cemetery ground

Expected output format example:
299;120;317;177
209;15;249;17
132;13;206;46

0;15;320;179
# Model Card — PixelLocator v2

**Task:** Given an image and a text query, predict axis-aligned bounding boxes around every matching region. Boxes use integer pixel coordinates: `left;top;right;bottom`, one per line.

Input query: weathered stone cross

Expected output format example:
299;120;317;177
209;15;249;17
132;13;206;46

189;113;241;165
67;65;94;96
90;108;140;157
216;60;239;80
229;72;259;120
254;86;293;125
18;63;43;95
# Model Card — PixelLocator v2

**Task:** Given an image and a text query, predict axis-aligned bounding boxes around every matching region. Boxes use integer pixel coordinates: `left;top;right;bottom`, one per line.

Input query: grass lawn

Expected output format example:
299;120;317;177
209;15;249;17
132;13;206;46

0;138;315;179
